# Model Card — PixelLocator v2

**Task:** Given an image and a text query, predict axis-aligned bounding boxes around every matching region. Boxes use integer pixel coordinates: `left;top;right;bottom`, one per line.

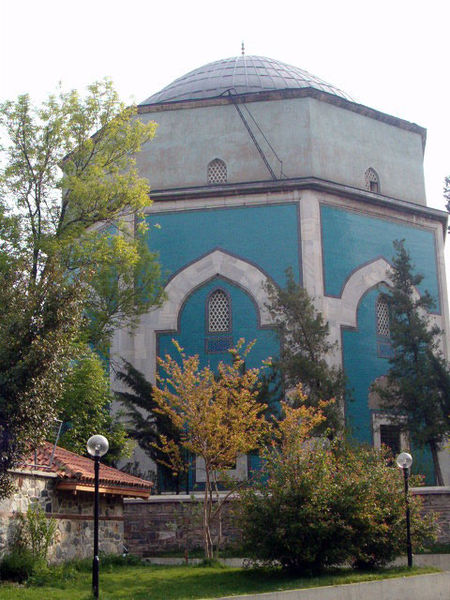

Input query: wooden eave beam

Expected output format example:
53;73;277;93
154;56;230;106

56;481;151;498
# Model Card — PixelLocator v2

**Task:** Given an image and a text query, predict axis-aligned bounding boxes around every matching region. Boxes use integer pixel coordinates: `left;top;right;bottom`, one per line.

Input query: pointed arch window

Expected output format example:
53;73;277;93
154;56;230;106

207;158;227;185
365;167;380;193
376;296;390;338
376;296;393;358
206;288;232;353
208;289;231;332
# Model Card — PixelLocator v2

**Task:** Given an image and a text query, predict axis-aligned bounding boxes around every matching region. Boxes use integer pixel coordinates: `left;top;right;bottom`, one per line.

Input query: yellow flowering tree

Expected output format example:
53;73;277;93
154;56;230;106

153;340;269;559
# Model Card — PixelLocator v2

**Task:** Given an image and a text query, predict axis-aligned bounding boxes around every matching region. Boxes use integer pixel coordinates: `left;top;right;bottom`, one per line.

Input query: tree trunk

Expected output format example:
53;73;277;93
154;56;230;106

203;468;213;559
429;440;444;486
213;476;223;559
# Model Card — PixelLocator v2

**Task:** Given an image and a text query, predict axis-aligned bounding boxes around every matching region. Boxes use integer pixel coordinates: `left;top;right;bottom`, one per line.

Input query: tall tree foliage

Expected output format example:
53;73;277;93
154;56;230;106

265;268;346;435
0;81;162;496
0;263;82;497
378;240;450;485
58;346;129;465
115;361;189;492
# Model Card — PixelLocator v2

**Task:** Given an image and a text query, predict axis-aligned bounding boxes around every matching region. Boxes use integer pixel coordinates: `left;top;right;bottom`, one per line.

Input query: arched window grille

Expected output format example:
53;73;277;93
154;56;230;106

208;289;231;333
376;296;393;358
376;296;390;338
207;158;227;184
365;167;380;193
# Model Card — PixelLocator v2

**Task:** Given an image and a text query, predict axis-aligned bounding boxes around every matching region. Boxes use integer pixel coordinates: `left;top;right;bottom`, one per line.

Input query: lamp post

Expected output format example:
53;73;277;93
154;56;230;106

396;451;413;568
87;435;109;599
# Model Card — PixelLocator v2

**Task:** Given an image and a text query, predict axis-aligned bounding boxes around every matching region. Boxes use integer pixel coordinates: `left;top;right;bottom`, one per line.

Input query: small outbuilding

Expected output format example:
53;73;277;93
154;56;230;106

0;442;152;562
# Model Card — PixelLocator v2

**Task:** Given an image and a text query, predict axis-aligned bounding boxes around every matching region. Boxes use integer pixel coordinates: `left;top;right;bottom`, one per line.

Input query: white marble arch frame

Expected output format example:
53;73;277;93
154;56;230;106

323;257;425;370
155;249;275;333
121;250;276;386
337;257;423;330
328;258;394;330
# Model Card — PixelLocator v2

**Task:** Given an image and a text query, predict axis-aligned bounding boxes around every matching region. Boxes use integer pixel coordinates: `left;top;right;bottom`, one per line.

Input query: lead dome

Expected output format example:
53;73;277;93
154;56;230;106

140;55;352;105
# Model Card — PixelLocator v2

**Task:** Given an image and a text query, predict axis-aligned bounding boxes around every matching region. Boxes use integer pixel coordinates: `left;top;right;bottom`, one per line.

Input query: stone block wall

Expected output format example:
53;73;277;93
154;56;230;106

124;494;241;556
124;489;450;557
412;487;450;543
0;471;124;562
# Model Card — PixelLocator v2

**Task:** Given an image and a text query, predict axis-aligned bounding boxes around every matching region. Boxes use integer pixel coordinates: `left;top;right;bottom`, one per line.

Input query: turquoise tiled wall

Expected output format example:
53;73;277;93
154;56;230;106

148;203;297;490
323;205;439;483
321;205;440;312
146;203;300;286
158;278;278;490
146;201;439;486
342;287;434;483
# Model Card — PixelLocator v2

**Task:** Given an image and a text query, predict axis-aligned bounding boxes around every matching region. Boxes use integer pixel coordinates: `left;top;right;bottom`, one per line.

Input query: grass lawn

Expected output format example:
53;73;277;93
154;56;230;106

0;563;439;600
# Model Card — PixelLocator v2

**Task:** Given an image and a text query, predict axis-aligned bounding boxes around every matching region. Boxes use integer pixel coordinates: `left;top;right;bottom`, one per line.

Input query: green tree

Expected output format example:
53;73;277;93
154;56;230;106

115;361;189;492
58;346;129;465
265;268;346;435
0;262;82;498
378;240;450;485
0;81;162;496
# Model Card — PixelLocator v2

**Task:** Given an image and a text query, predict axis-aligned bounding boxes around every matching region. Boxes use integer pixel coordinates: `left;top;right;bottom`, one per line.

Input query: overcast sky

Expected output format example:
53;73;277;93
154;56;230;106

1;0;449;223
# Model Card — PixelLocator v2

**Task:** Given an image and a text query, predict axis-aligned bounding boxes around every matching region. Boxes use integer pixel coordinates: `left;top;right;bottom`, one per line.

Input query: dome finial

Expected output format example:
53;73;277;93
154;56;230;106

241;41;245;56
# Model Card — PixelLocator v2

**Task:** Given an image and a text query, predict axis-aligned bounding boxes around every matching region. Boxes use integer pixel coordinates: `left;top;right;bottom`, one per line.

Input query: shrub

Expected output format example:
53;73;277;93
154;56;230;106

15;502;57;562
238;402;437;574
0;548;44;583
0;502;57;583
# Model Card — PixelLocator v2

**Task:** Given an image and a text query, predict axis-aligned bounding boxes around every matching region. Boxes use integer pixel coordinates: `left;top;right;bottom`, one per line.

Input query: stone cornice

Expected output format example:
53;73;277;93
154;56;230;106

148;177;448;236
138;88;427;149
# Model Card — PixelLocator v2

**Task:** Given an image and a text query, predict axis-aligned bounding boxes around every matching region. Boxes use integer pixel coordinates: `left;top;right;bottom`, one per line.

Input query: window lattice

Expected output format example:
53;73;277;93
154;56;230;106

208;290;230;332
207;159;227;184
376;297;390;337
365;167;380;193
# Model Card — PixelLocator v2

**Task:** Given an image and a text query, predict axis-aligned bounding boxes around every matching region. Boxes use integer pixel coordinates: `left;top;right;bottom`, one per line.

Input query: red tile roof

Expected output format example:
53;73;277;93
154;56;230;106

23;442;152;497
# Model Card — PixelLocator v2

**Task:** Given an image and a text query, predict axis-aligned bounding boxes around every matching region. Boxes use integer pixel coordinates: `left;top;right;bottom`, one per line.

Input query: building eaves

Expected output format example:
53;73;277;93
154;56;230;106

137;88;427;150
147;177;448;238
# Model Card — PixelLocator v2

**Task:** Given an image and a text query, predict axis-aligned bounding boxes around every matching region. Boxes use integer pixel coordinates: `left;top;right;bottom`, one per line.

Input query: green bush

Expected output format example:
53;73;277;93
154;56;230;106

15;502;57;562
0;548;45;583
27;562;77;587
0;502;57;583
239;440;437;574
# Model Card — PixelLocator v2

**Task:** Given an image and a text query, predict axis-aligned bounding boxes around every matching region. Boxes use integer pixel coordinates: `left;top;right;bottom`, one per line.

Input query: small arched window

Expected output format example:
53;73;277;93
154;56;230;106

205;289;232;354
376;296;390;338
376;296;393;358
207;158;227;185
365;168;380;193
208;289;231;333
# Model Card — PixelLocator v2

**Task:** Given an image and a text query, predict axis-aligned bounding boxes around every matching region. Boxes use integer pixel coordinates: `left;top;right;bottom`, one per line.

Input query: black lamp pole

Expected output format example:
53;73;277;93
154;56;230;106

402;464;413;568
396;452;413;569
93;455;100;598
87;434;109;600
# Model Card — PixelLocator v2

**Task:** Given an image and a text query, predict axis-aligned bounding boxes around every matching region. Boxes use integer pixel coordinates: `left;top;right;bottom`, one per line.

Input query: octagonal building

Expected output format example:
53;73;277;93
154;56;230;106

113;55;449;487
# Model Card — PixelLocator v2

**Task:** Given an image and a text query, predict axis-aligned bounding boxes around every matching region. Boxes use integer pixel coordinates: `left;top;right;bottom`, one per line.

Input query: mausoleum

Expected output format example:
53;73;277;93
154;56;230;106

112;55;449;487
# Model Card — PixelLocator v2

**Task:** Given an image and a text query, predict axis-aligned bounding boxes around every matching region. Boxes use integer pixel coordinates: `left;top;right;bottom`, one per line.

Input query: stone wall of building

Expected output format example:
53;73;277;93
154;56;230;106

124;494;241;556
0;470;124;562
